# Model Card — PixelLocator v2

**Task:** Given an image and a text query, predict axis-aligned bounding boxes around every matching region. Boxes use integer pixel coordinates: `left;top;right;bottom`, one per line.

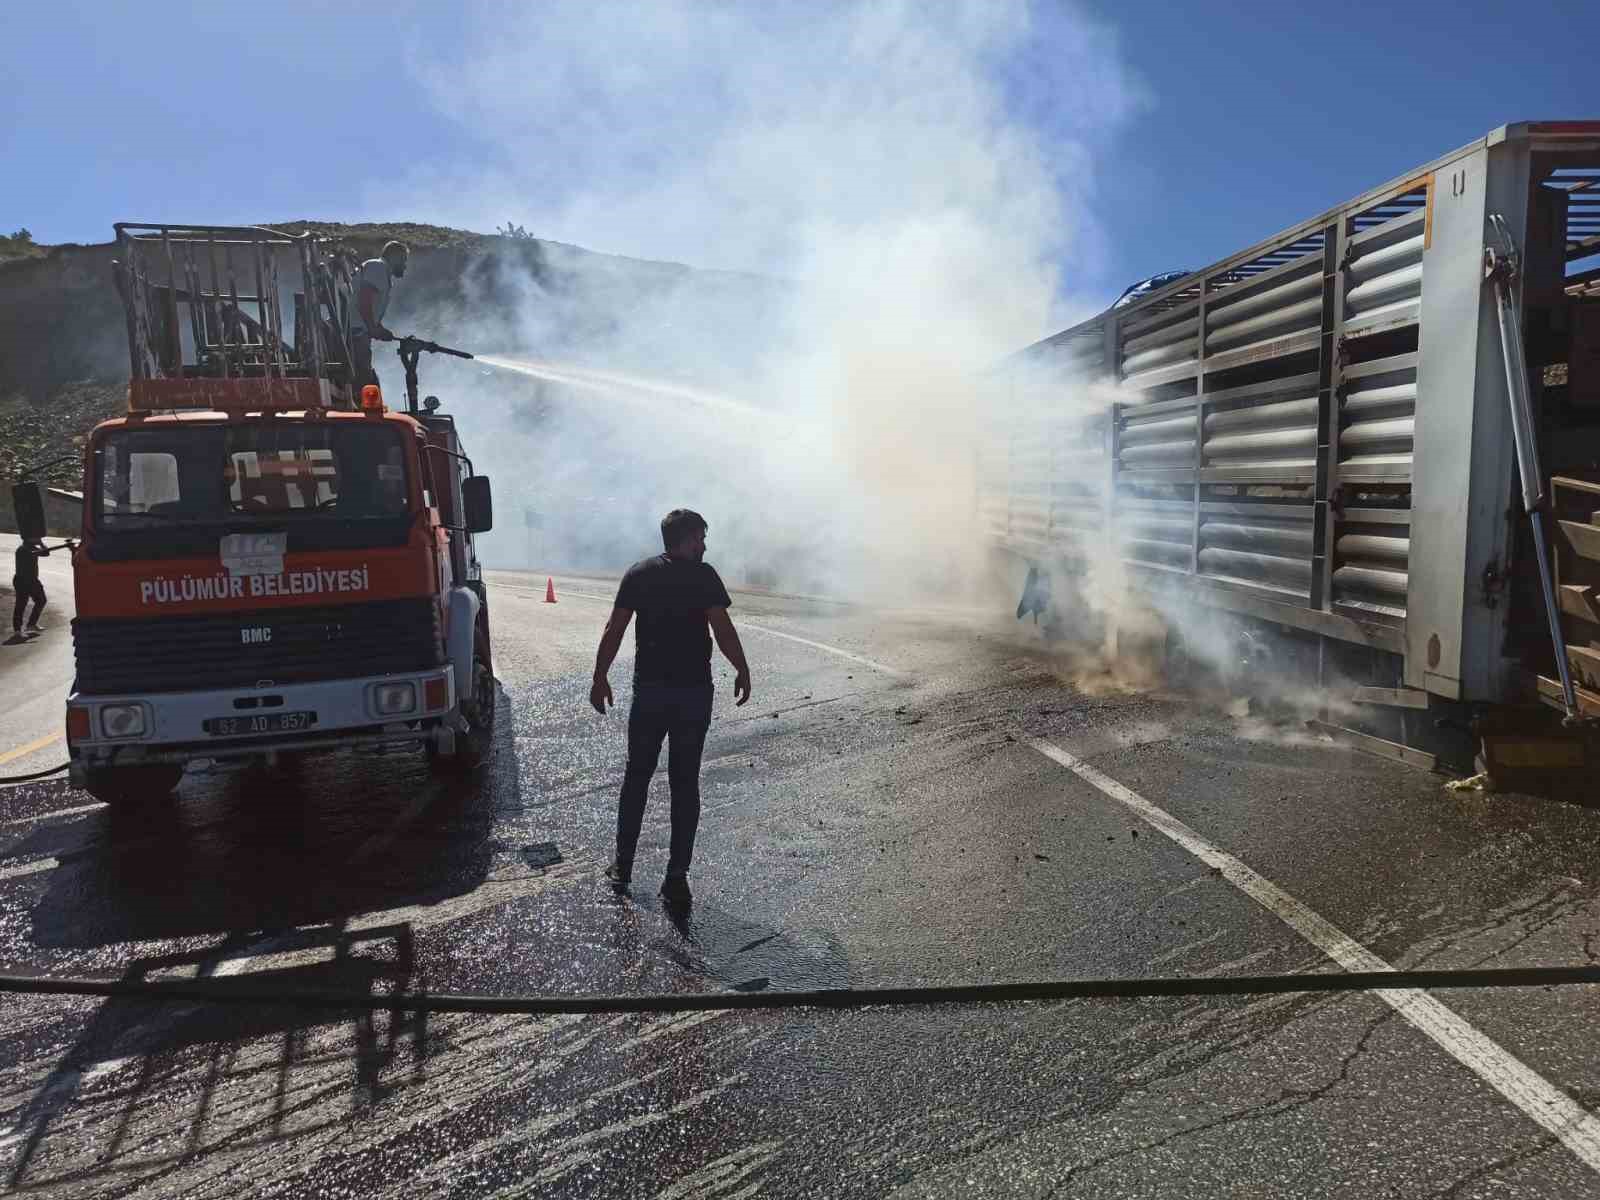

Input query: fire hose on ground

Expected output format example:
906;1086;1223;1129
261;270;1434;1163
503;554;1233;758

0;964;1597;1016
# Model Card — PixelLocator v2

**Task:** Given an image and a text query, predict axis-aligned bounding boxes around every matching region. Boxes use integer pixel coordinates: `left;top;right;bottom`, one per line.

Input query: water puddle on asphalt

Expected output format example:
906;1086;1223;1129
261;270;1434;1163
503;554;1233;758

611;891;854;993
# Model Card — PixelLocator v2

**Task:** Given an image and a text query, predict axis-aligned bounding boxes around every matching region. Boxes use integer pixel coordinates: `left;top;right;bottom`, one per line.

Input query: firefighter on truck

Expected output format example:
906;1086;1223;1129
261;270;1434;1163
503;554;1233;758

11;224;498;805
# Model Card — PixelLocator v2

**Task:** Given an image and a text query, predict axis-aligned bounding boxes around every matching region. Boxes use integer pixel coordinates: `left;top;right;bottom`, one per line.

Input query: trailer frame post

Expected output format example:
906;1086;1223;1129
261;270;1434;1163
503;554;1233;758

1485;212;1580;721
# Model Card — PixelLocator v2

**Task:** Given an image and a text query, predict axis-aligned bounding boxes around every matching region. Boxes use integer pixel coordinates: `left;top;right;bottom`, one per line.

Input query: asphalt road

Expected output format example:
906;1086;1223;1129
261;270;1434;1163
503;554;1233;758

2;555;1600;1197
0;532;76;782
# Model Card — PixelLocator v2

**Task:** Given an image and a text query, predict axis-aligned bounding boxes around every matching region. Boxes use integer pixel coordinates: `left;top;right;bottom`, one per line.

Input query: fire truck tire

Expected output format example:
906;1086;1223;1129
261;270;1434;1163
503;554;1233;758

82;764;184;805
431;658;496;774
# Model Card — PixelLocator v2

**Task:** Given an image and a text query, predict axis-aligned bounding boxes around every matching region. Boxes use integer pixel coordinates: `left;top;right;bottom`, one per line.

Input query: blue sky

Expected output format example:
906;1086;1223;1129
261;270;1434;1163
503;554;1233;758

3;1;1592;310
1092;0;1592;296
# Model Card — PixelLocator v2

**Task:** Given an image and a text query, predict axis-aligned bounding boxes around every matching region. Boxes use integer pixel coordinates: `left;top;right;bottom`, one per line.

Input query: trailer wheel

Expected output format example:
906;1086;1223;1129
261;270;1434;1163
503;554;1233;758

82;764;184;805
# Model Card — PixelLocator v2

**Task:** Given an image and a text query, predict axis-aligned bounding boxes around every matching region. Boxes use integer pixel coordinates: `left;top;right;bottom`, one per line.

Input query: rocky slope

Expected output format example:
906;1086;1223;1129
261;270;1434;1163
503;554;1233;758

0;221;787;487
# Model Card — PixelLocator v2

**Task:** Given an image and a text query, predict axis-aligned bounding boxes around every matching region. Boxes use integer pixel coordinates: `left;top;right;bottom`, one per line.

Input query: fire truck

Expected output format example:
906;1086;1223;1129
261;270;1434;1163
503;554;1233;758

14;224;497;804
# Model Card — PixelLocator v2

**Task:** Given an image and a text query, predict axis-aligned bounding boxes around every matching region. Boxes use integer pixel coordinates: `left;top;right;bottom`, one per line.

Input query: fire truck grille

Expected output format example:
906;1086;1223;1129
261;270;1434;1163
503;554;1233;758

72;598;445;695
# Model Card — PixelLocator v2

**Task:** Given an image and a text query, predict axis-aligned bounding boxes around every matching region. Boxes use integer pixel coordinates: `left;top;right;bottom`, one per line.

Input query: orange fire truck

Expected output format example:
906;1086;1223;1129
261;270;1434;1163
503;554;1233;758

15;224;497;804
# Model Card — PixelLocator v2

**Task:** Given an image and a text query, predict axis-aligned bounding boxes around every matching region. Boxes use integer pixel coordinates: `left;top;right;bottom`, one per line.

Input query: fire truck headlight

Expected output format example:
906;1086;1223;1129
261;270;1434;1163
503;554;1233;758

373;682;417;716
100;705;147;739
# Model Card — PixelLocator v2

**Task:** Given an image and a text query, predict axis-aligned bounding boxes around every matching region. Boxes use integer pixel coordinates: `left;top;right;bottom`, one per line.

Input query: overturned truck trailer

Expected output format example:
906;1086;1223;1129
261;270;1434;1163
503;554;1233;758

983;121;1600;775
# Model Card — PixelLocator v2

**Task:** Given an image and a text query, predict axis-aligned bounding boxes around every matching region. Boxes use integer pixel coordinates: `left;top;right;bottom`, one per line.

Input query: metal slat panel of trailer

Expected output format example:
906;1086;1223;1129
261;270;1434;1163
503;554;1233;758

985;122;1600;734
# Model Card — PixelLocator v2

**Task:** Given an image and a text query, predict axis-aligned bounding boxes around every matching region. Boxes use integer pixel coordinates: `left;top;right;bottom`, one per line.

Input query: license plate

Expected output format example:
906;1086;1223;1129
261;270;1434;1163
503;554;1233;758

220;532;286;576
203;711;316;737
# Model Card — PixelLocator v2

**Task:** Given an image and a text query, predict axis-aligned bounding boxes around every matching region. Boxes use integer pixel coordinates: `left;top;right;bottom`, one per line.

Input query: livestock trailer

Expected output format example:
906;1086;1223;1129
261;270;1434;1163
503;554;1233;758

982;122;1600;774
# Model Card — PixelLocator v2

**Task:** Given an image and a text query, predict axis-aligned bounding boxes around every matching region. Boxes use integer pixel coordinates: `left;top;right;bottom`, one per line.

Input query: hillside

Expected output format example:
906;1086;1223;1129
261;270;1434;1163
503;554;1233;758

0;229;48;266
0;221;788;488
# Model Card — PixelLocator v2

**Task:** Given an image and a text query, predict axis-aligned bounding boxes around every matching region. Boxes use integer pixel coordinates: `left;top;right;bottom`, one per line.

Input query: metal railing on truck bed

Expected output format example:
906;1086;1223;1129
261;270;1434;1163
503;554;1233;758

982;121;1600;750
112;224;360;409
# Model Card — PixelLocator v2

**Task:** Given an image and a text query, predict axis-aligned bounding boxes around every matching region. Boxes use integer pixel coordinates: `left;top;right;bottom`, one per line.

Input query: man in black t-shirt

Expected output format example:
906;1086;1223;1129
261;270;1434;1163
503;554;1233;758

12;539;49;636
590;509;751;907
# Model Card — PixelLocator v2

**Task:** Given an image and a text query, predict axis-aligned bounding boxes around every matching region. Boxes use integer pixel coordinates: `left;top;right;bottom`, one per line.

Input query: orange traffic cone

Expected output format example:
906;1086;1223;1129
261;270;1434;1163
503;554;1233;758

544;577;558;604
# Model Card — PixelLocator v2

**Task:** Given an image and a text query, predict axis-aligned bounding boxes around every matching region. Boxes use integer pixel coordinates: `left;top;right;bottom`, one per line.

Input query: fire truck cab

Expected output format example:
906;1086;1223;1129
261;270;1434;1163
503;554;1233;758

39;224;496;804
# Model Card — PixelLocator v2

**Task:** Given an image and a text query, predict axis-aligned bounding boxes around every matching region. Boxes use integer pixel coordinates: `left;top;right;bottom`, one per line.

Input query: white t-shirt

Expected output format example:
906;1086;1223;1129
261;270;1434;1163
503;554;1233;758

349;258;393;337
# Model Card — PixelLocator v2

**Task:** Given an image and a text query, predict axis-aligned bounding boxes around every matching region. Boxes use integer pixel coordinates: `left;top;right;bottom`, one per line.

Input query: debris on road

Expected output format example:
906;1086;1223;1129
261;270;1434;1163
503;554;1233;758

522;842;564;869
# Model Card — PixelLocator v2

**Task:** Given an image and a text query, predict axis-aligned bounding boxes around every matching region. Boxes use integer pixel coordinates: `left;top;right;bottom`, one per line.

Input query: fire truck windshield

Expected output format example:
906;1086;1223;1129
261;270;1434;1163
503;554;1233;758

95;424;412;530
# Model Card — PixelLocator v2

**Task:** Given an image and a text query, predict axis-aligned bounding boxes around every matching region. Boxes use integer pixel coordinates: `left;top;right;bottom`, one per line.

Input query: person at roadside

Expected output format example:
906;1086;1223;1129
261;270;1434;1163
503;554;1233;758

12;538;48;636
349;240;408;393
590;509;752;908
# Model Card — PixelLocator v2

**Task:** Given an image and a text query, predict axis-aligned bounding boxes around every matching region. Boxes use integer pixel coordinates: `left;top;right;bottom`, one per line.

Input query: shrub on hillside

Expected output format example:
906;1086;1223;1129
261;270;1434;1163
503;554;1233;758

0;229;46;264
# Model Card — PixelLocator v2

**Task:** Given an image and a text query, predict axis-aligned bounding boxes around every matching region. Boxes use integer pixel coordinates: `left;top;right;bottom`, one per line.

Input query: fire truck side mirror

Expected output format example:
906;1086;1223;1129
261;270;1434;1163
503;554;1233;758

462;475;494;534
11;482;47;543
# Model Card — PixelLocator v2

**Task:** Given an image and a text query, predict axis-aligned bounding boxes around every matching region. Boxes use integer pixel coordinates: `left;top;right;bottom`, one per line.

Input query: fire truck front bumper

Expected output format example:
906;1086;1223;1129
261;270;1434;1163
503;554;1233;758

66;667;459;775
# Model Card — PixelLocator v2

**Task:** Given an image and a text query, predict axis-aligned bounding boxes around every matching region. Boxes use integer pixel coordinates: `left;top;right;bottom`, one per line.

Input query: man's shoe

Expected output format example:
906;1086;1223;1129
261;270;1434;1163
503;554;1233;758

659;874;692;907
604;863;632;891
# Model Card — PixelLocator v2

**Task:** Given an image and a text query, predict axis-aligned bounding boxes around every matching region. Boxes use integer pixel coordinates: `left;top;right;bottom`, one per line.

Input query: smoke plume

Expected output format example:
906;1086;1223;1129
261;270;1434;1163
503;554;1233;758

369;1;1143;603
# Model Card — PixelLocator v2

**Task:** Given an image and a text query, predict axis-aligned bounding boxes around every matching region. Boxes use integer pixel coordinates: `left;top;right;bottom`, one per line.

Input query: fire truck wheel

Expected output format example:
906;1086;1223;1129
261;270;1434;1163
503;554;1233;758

432;658;496;774
82;764;184;805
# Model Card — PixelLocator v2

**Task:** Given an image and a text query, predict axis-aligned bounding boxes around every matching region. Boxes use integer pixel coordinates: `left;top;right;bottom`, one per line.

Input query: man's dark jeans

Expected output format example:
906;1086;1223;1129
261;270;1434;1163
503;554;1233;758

614;682;714;879
12;577;45;631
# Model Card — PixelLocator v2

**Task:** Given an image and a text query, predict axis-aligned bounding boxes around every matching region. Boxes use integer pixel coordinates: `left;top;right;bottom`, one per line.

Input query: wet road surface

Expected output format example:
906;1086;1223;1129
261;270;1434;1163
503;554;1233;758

2;564;1600;1196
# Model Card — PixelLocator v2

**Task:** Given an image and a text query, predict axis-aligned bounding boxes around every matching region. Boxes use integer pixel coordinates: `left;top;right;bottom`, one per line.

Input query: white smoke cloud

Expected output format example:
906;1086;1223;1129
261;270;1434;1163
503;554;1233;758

368;0;1146;602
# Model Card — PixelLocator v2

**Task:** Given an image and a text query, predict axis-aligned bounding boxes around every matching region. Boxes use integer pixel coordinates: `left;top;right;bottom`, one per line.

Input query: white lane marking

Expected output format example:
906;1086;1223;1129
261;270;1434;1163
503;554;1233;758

506;585;905;675
0;803;104;829
0;857;58;882
506;589;608;604
738;623;904;677
494;574;855;610
1029;737;1600;1176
